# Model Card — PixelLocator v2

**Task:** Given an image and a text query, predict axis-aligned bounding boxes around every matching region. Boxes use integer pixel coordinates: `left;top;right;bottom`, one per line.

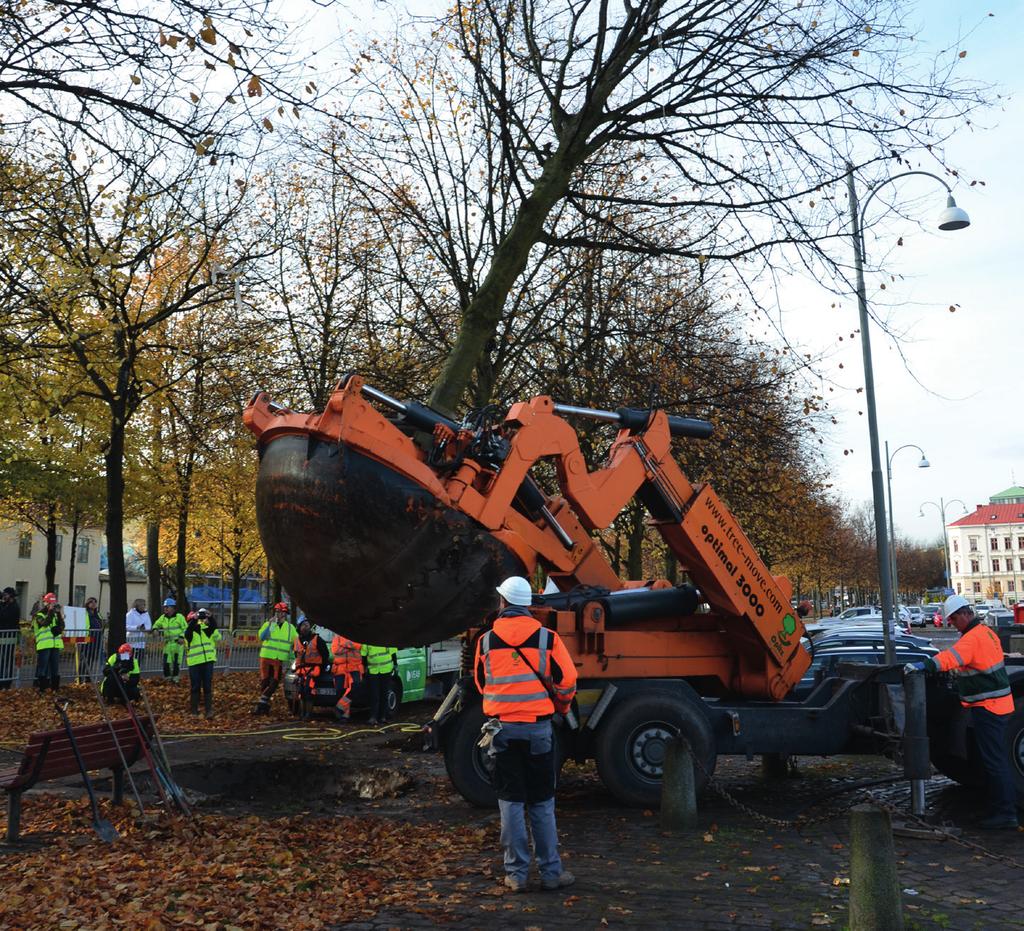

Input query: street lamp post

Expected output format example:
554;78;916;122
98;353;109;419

885;442;929;611
847;166;970;663
920;498;968;599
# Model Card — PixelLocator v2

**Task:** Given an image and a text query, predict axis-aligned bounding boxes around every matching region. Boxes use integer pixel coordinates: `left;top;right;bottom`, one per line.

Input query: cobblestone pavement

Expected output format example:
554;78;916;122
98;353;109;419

323;750;1024;931
6;709;1021;929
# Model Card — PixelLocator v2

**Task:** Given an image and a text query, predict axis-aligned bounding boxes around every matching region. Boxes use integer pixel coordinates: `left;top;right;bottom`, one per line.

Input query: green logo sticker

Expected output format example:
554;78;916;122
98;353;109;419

782;614;797;635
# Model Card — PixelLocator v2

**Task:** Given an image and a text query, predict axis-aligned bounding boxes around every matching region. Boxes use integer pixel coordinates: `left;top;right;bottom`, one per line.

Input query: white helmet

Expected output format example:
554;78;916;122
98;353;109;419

496;576;533;607
943;594;971;621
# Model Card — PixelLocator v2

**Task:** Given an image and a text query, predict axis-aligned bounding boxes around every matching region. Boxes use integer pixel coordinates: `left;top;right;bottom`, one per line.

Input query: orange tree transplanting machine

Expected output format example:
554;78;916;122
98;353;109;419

244;375;1024;808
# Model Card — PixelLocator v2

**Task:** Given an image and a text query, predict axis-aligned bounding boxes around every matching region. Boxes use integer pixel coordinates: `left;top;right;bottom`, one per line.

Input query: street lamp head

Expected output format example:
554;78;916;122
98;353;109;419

918;455;930;469
937;195;970;231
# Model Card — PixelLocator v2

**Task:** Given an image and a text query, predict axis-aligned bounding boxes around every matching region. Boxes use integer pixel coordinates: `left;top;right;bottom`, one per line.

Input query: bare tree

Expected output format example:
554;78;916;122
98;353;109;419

0;0;330;158
348;0;986;411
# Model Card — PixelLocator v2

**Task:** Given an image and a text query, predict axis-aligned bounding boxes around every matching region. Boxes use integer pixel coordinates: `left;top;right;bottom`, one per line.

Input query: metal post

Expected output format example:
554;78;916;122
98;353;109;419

939;498;950;595
847;167;896;665
885;440;899;613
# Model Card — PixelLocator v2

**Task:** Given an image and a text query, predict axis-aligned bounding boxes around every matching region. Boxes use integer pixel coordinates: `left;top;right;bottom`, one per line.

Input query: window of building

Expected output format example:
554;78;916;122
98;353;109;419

17;532;31;559
956;583;962;594
1021;557;1024;571
969;537;978;552
973;582;982;593
991;537;999;550
73;585;87;607
953;539;959;553
971;560;979;573
993;559;1001;572
994;580;1002;592
54;534;63;561
1010;581;1017;592
76;537;90;564
1018;536;1024;550
954;560;960;574
1006;537;1013;550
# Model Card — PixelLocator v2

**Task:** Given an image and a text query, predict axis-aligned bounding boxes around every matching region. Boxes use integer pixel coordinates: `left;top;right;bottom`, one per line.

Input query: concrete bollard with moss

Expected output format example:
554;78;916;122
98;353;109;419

849;803;904;930
660;735;698;830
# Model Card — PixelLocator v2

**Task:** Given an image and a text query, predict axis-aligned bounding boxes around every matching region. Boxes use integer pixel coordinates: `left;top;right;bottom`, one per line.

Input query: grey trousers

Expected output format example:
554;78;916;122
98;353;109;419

493;720;561;882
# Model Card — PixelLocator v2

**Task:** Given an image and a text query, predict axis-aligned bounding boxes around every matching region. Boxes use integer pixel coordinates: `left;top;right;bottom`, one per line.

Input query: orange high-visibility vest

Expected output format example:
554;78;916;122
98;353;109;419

474;612;577;723
294;635;325;671
331;635;363;675
926;621;1014;715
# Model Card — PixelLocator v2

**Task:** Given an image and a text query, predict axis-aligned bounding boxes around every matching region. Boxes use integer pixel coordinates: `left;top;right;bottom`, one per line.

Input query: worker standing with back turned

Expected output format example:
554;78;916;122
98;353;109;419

905;594;1019;829
330;631;363;723
474;576;578;893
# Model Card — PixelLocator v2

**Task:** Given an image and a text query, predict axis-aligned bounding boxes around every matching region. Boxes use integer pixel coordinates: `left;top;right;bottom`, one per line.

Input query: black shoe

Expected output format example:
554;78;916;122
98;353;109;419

978;814;1020;830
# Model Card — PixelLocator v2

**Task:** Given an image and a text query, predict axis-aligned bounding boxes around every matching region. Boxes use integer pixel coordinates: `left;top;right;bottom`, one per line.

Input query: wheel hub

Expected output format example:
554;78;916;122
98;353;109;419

628;723;673;778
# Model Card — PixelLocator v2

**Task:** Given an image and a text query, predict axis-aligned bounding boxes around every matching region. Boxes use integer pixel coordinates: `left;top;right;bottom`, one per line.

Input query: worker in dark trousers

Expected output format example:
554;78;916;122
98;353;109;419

185;609;220;719
360;643;398;726
473;576;578;893
293;619;329;720
906;594;1019;829
100;643;141;703
32;593;64;692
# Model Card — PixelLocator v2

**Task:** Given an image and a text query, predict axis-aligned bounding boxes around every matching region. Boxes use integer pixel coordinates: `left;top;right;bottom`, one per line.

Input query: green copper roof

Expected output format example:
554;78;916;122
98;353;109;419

991;486;1024;503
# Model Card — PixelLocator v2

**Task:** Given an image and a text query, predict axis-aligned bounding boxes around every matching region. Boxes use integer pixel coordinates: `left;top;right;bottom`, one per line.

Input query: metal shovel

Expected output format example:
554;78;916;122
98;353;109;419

53;700;119;843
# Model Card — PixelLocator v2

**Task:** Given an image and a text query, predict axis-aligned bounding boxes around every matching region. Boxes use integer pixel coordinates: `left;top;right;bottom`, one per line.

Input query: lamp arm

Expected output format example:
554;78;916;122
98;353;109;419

859;170;954;239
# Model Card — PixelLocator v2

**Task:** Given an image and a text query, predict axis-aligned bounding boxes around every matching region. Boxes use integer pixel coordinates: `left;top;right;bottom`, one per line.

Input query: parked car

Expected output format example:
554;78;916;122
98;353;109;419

837;606;877;620
905;605;925;627
791;630;938;700
805;613;912;638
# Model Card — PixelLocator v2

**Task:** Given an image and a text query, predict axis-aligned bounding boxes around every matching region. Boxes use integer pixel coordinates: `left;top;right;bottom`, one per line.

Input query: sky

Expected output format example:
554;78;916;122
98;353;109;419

290;0;1023;544
775;0;1023;542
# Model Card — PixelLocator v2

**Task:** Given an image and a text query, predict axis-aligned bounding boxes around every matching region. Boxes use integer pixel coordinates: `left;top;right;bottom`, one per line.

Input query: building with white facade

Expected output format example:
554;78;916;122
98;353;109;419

0;522;104;620
947;486;1024;606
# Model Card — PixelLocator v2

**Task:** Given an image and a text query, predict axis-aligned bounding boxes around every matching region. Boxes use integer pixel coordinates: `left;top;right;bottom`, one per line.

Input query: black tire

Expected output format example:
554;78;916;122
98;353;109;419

930;702;1024;806
385;676;403;717
595;691;716;808
1007;706;1024;806
443;703;497;808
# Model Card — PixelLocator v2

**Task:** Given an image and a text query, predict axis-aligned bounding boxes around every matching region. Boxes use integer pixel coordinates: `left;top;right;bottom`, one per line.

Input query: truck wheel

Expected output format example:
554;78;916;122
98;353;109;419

595;692;716;808
1007;706;1024;806
386;676;403;717
443;703;497;808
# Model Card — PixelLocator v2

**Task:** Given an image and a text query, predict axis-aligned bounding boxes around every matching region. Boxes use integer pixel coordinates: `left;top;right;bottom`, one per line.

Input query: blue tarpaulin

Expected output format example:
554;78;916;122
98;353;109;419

188;585;265;604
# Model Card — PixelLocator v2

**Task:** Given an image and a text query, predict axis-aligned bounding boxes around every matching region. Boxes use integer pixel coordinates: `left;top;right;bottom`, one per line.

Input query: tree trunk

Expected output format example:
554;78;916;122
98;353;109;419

174;495;191;615
146;520;161;618
626;506;645;581
105;409;128;653
428;157;574;413
231;552;241;632
44;505;57;594
67;512;80;604
665;551;678;586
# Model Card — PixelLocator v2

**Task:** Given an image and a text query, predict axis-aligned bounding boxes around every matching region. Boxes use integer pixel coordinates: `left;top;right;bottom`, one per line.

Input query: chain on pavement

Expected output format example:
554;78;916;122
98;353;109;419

870;797;1024;870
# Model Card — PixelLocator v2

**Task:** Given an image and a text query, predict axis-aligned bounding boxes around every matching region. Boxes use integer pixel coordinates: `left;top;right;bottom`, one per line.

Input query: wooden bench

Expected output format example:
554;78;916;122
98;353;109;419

0;716;154;841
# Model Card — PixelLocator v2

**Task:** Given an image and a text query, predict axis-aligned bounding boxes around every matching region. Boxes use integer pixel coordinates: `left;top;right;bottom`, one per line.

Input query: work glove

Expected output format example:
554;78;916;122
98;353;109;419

903;661;926;674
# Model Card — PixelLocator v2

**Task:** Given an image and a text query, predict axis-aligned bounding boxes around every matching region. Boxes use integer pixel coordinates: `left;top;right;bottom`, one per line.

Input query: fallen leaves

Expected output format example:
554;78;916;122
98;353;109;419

0;792;490;930
0;672;305;748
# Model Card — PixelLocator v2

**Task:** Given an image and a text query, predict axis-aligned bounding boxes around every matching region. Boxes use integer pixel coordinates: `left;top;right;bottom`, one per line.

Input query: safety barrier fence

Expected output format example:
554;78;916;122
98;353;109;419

0;628;263;688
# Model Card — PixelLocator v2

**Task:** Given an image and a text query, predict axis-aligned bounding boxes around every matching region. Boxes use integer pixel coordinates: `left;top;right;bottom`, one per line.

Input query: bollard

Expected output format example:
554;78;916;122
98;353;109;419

660;736;698;830
902;671;929;816
849;803;904;931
